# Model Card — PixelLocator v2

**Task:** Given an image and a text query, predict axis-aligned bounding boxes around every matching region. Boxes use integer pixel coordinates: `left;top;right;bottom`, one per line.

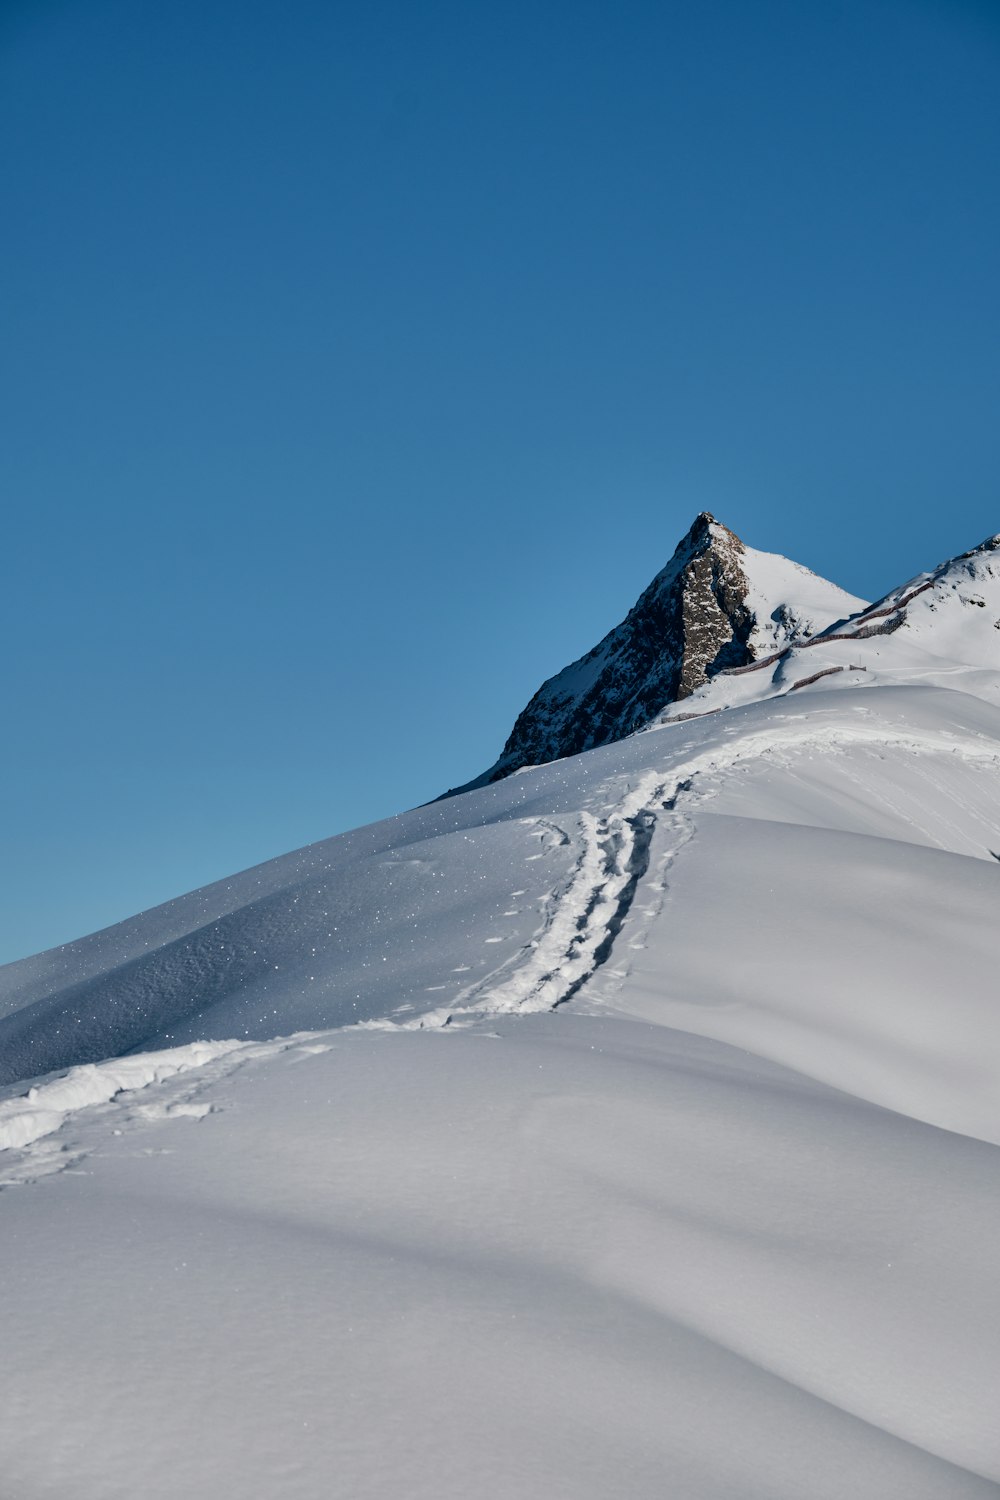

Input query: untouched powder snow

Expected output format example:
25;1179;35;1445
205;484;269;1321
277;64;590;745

737;534;867;651
1;524;999;1498
2;1018;999;1500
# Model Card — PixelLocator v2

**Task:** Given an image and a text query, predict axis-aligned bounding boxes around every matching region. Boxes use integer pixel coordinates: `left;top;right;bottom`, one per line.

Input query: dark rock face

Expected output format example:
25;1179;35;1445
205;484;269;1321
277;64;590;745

487;513;757;782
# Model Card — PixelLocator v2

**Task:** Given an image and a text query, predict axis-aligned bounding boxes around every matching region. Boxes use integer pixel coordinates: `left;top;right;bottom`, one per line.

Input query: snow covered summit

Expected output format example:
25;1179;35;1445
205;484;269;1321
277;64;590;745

463;512;865;787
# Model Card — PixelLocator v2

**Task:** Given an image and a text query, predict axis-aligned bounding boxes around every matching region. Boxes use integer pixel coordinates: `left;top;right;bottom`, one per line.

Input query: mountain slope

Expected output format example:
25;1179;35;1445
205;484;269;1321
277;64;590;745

1;524;999;1500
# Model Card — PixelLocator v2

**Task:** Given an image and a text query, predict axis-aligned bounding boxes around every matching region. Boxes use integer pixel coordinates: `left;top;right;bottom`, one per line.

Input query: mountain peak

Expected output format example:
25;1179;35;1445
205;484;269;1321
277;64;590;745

686;509;719;537
677;510;735;550
460;516;864;790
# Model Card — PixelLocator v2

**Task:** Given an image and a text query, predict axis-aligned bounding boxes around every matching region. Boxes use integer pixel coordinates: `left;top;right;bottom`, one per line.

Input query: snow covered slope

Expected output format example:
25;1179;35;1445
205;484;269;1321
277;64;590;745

1;525;999;1500
455;511;865;788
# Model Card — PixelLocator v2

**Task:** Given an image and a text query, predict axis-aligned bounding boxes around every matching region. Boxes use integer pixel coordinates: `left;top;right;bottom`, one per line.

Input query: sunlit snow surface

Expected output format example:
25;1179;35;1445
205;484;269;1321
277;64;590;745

2;608;1000;1494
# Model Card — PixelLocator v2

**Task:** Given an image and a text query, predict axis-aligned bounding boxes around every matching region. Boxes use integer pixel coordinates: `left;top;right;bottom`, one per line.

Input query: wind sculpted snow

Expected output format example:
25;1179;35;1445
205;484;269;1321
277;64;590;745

1;1018;998;1499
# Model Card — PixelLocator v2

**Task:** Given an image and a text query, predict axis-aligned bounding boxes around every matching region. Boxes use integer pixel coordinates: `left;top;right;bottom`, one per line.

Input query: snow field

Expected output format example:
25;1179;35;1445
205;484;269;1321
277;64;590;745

1;674;999;1497
1;1018;997;1500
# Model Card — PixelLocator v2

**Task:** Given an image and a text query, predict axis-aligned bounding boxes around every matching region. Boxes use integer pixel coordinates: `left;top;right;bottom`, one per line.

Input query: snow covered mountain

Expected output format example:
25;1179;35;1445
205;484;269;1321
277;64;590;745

2;521;999;1500
456;512;866;788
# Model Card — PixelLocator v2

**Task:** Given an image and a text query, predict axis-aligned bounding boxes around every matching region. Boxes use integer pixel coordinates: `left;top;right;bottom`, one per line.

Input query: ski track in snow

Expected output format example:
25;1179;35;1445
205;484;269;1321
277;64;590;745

407;714;1000;1028
3;715;998;1187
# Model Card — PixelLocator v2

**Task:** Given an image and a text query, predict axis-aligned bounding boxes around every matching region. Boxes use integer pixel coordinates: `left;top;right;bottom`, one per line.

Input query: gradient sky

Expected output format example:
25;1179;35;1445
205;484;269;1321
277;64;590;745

2;0;999;964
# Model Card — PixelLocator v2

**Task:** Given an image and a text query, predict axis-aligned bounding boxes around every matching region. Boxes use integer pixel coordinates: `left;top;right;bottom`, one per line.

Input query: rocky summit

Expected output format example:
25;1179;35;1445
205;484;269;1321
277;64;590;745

468;513;865;786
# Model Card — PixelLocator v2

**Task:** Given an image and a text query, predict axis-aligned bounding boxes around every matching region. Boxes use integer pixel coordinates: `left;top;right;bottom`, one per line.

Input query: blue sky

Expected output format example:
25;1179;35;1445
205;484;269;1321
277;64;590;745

2;0;999;963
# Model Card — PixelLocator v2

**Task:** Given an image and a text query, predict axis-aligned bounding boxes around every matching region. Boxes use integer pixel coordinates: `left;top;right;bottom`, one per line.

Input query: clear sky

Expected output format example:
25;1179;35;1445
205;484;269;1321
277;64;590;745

2;0;999;964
